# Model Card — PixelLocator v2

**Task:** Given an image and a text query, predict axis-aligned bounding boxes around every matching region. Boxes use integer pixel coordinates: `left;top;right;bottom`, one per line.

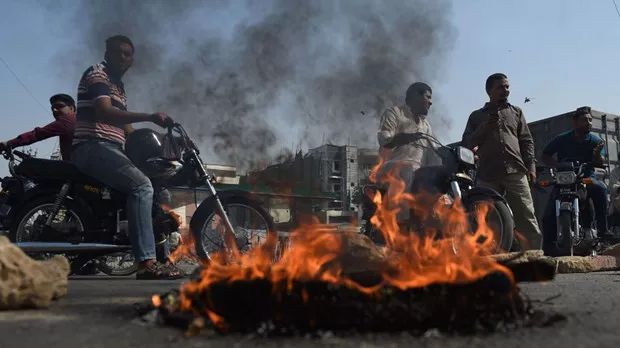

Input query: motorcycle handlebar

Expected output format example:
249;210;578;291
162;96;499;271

13;150;30;160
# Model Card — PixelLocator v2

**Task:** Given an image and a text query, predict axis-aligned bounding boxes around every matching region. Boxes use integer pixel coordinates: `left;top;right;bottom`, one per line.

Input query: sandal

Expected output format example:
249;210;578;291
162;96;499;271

136;262;184;280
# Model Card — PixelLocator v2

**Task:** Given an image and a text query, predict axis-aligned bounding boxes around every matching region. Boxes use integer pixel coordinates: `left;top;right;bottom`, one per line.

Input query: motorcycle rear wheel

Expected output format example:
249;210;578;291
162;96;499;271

10;195;89;244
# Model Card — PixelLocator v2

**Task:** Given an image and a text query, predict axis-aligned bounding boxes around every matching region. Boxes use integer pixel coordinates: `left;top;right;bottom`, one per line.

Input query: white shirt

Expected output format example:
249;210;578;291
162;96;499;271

377;105;435;168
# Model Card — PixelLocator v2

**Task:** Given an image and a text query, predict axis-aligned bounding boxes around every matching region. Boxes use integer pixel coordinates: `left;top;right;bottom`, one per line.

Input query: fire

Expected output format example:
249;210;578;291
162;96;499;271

168;232;198;263
152;294;162;308
176;161;512;329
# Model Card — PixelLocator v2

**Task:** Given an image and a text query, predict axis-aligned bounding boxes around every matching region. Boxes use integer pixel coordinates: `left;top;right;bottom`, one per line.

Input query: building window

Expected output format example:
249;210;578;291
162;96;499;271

333;161;341;172
333;184;341;192
350;159;355;163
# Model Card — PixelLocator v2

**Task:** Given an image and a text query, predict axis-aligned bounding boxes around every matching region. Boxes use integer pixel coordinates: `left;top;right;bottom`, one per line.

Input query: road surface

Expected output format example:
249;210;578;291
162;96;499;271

1;272;620;347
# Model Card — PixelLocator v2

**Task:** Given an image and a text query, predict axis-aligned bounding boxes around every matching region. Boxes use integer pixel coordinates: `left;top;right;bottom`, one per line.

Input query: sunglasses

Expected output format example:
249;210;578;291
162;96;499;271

51;103;69;110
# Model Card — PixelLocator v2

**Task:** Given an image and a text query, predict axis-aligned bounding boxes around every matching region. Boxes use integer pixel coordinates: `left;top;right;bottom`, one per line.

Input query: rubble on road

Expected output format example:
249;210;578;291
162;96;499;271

0;236;69;309
493;248;620;275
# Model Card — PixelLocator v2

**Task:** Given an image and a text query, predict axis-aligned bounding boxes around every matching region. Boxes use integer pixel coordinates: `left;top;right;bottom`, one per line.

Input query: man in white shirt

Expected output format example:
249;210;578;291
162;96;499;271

376;82;438;225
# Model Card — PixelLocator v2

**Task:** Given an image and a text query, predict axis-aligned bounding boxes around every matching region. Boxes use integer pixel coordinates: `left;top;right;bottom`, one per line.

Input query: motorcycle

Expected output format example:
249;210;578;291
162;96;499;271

361;132;515;253
0;123;276;275
538;161;607;256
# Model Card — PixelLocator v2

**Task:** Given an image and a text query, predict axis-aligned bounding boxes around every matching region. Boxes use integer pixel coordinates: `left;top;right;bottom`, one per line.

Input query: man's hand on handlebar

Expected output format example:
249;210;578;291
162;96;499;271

0;142;8;153
385;133;423;148
150;112;175;128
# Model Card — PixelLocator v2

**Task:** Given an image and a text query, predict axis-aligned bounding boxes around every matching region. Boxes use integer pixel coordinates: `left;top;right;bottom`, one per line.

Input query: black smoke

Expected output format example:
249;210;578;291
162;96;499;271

55;0;455;171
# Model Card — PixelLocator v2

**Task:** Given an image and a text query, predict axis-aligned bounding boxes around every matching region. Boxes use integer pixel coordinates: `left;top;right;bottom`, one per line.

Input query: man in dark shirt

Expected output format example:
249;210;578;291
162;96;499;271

0;94;76;160
462;73;542;250
541;106;612;249
71;35;181;280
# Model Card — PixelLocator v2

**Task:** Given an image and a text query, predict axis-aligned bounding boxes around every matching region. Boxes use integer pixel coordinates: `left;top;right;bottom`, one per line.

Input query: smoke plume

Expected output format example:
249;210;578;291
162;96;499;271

56;0;455;171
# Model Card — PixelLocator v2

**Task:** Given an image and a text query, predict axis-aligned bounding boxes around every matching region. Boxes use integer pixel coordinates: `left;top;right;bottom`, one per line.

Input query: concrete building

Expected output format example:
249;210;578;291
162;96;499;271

246;145;379;224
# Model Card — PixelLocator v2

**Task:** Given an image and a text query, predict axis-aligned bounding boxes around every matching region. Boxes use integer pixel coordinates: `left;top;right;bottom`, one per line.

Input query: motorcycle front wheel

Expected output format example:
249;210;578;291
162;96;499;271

190;195;277;261
465;196;514;253
557;210;574;255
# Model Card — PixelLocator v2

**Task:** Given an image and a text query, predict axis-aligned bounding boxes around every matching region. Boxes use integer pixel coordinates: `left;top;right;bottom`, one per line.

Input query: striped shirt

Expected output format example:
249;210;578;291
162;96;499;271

74;62;127;145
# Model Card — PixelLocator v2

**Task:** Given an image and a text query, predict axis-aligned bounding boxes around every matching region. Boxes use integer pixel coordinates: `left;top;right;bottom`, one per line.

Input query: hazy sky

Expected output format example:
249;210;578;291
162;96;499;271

1;0;620;177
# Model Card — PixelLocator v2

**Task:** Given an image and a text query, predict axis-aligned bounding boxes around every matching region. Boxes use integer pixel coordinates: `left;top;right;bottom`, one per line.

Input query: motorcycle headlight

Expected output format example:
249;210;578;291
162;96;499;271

556;171;576;185
457;146;475;165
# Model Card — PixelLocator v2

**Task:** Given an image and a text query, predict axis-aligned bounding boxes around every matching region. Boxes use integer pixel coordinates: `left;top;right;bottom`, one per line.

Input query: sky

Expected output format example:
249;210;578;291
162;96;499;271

1;0;620;177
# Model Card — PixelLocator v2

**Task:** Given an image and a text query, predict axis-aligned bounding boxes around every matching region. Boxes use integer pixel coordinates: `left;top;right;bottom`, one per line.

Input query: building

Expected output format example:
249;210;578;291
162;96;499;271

246;145;379;224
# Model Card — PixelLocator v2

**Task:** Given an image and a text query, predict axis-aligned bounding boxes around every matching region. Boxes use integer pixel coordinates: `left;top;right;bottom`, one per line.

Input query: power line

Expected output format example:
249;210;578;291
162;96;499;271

0;56;48;113
613;0;620;19
1;56;59;158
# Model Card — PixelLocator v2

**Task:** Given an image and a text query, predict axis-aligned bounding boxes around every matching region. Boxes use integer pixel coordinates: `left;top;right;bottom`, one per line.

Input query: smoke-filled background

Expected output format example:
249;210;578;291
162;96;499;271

53;0;455;171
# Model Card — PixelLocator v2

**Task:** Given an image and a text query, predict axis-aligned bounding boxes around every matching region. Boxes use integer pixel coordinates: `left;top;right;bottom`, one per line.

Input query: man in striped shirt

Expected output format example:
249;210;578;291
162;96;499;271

72;35;181;279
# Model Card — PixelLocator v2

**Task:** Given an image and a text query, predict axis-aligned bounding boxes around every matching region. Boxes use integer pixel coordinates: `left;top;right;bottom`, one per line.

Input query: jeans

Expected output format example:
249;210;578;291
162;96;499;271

72;141;156;262
542;178;608;252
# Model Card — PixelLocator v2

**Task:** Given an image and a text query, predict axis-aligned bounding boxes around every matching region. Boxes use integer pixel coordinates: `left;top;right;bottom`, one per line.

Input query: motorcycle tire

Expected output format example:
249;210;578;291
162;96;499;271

465;196;514;253
9;194;92;244
97;252;138;276
557;211;574;255
190;195;276;261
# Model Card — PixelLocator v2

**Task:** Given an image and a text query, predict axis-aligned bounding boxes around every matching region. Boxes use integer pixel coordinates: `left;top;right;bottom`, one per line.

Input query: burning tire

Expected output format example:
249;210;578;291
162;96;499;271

190;195;276;261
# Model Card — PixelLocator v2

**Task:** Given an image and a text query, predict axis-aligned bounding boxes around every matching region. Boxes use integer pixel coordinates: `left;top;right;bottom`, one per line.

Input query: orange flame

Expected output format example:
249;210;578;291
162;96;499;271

177;159;513;329
152;294;162;308
168;232;199;263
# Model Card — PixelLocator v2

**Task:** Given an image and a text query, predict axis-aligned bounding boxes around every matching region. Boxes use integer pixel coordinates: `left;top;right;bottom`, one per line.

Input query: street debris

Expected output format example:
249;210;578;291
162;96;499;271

0;236;69;309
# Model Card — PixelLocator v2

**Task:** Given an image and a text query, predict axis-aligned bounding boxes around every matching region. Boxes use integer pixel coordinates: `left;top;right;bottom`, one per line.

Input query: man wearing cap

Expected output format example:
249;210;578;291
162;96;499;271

0;94;76;160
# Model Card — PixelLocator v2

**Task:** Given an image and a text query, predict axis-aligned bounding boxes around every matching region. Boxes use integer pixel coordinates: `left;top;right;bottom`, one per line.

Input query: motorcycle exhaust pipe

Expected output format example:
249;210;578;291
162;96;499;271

16;242;132;253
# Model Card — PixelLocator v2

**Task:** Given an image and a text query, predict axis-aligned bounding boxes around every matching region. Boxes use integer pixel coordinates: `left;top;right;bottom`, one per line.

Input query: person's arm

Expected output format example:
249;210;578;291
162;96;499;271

592;141;605;167
5;117;72;148
517;108;536;177
85;71;171;127
378;108;401;148
93;97;156;125
461;111;495;149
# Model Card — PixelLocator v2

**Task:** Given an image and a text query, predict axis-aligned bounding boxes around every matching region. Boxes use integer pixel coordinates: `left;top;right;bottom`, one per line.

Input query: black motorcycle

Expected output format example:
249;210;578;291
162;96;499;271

538;161;606;256
361;132;515;253
0;123;275;274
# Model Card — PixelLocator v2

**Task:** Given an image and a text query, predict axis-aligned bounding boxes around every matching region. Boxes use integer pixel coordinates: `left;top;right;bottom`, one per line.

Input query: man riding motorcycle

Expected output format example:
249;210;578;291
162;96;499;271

0;94;76;160
541;106;612;254
376;82;440;229
71;35;181;280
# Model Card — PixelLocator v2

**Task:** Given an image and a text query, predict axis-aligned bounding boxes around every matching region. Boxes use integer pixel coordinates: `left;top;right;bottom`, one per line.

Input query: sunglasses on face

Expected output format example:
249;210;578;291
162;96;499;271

51;103;68;110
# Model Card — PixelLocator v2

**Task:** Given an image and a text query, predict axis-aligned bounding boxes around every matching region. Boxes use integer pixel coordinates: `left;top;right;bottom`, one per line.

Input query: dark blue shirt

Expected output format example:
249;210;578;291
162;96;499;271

543;130;605;164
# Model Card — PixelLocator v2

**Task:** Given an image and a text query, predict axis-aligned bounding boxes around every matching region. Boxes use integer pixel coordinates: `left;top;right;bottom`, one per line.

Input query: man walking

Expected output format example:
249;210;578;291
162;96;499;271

462;73;542;250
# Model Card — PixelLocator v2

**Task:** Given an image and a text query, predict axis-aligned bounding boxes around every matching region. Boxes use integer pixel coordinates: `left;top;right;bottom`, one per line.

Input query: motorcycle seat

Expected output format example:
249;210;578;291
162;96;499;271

15;157;98;184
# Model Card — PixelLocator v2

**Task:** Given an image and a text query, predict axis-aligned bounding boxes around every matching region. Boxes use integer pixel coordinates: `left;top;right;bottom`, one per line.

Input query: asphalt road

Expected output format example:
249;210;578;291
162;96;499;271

1;272;620;348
